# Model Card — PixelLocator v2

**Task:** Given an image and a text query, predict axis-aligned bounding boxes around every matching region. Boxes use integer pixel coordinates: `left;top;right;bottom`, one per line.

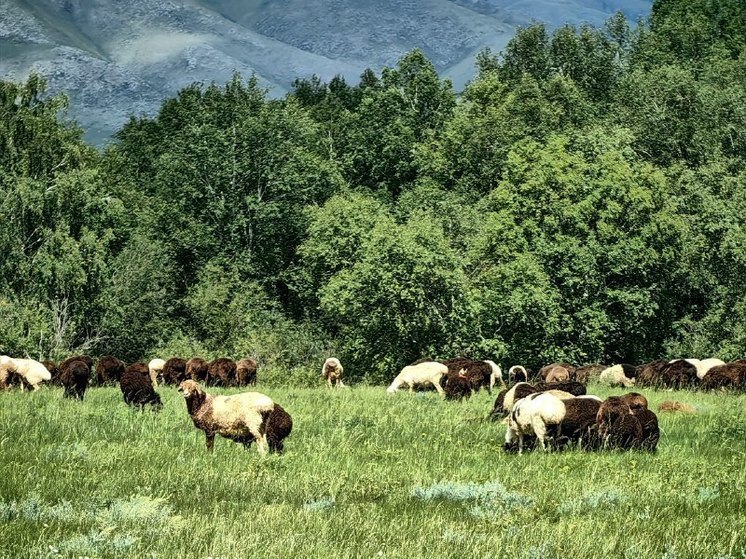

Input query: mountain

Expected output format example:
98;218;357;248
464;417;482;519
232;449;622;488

0;0;652;145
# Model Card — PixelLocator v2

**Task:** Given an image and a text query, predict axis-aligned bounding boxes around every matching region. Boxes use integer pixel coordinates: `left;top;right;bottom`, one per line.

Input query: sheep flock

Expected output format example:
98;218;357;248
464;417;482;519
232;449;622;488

1;352;745;459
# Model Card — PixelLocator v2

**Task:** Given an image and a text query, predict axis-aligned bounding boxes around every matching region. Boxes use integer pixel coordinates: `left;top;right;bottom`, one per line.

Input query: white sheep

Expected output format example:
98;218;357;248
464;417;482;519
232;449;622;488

0;356;51;391
148;358;166;388
599;364;635;388
695;358;726;380
387;361;448;395
505;392;566;454
178;380;291;454
484;360;505;391
322;357;345;388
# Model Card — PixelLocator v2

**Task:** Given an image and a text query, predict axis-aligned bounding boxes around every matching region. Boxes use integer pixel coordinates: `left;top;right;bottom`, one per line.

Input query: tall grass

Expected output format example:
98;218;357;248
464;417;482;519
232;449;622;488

0;383;744;558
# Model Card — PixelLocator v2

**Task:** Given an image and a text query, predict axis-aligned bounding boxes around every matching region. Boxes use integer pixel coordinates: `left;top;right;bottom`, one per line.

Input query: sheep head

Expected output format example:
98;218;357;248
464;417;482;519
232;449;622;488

178;379;204;398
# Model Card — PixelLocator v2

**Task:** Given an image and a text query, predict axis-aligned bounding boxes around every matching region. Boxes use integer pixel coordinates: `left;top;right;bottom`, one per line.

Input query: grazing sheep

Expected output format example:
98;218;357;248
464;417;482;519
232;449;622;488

545;366;570;383
207;358;237;386
505;392;566;453
599;365;635;388
42;361;60;385
538;362;576;381
596;396;634;440
661;360;699;388
236;358;258;386
95;356;125;386
59;355;93;379
489;381;585;421
508;365;528;383
163;357;188;385
322;357;344;388
606;413;644;450
574;364;606;383
186;357;209;383
695;358;726;379
618;392;648;411
635;360;668;387
443;358;502;393
148;358;166;387
699;362;746;390
532;381;586;396
0;356;52;391
387;361;448;395
632;408;659;451
178;380;292;454
120;363;162;410
60;359;89;400
443;369;473;401
658;400;697;413
552;397;602;450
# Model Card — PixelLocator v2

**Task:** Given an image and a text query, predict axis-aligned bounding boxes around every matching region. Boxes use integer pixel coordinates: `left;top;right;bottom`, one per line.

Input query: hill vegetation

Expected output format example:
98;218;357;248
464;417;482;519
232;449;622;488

1;0;745;383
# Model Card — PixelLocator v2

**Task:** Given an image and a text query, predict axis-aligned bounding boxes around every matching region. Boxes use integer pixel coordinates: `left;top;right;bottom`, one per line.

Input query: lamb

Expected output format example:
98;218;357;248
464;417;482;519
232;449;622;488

443;369;473;401
545;366;570;383
178;380;292;454
322;357;344;388
163;357;188;385
186;357;209;383
95;356;125;386
599;365;635;388
508;365;528;383
148;358;166;387
505;392;566;453
60;359;89;400
387;361;448;395
207;358;237;386
120;363;162;410
0;356;52;391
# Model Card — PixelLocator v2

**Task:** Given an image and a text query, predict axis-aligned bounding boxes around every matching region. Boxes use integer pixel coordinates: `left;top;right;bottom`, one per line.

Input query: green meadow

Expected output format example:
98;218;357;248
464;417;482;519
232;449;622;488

0;383;744;559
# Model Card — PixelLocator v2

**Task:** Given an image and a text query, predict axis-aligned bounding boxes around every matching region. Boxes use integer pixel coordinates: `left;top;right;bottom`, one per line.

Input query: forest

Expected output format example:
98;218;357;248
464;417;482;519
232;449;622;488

1;0;745;384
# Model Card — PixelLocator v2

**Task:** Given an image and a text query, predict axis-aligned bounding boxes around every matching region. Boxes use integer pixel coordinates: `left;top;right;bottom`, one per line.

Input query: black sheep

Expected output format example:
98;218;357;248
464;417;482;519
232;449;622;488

163;357;188;385
95;355;125;386
61;359;89;400
120;363;162;410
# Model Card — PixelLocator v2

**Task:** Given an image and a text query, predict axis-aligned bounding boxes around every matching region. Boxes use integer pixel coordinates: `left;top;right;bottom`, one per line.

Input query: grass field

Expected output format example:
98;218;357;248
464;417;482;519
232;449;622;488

0;383;744;558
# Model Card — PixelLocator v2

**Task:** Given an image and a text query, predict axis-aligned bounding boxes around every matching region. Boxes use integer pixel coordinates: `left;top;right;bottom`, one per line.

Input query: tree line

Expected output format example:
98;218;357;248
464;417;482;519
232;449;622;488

1;0;744;384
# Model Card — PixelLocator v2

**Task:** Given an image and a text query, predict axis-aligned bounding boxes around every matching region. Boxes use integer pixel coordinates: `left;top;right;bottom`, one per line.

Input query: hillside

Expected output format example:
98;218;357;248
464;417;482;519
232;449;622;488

0;0;651;144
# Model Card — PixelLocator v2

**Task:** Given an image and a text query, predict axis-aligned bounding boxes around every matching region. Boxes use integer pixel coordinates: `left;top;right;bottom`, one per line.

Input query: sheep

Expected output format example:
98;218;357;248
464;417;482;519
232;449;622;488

186;357;209;383
443;369;473;401
552;397;602;450
699;362;746;390
120;363;163;410
635;360;668;387
508;365;528;383
538;362;576;381
0;356;51;391
443;358;503;393
660;360;698;389
322;357;344;388
207;358;237;386
599;365;635;388
163;357;188;385
606;413;644;450
59;355;93;379
545;366;570;383
148;358;166;387
632;408;659;451
95;356;125;386
505;392;566;453
60;359;89;400
597;395;634;438
178;380;292;454
387;361;448;395
489;381;586;421
574;364;606;383
42;361;60;385
236;358;258;386
532;381;586;396
696;358;726;380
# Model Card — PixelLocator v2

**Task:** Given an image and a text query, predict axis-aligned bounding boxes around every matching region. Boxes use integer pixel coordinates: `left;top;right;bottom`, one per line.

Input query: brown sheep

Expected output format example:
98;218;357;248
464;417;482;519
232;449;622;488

443;358;502;393
60;359;89;400
699;362;746;390
120;363;162;410
443;369;473;401
42;361;60;385
163;357;188;385
635;360;668;387
186;357;209;383
632;408;659;451
660;360;698;389
95;356;125;386
236;358;258;386
552;397;602;450
545;366;570;383
321;357;343;388
538;362;576;381
606;413;644;450
597;396;634;441
574;364;606;383
207;358;236;386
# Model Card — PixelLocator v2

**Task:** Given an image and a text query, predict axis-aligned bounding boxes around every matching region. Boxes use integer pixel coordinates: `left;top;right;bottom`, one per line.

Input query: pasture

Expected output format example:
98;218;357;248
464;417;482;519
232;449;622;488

0;384;744;559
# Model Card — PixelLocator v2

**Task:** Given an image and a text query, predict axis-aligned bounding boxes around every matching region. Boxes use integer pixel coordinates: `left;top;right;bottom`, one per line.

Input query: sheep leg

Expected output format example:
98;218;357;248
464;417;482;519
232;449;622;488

432;379;444;396
532;418;548;451
205;433;215;452
256;434;268;455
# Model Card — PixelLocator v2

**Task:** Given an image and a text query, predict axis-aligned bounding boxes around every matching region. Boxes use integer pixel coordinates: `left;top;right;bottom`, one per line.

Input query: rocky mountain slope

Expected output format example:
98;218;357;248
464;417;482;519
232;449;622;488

0;0;651;144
